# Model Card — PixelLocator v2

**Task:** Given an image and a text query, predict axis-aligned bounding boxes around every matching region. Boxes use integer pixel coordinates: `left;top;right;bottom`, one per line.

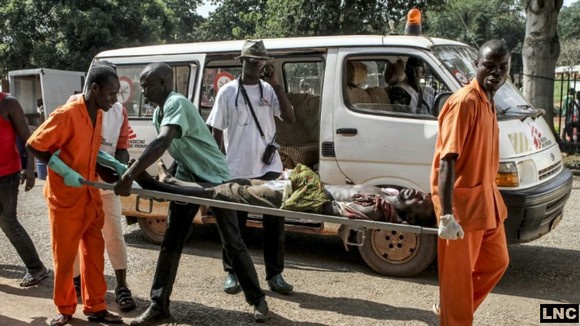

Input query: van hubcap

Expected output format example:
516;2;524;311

371;229;420;264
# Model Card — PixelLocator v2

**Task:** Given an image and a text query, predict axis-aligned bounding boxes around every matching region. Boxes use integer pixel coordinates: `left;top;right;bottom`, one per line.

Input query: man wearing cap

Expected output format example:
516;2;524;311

207;39;295;297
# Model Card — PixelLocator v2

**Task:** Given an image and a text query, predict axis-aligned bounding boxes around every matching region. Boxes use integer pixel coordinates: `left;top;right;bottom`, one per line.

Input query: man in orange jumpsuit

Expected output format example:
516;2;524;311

430;39;511;326
27;66;123;326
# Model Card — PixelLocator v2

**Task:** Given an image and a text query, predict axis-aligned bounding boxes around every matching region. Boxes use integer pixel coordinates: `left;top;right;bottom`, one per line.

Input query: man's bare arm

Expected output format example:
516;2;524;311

438;154;457;215
212;127;225;154
264;65;295;123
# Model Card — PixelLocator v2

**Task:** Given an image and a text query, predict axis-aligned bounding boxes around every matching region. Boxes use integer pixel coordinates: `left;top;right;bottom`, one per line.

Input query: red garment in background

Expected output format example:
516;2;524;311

0;92;22;176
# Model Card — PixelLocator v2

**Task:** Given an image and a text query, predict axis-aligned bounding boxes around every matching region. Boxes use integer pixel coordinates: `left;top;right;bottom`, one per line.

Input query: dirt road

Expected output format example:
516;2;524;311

0;176;578;325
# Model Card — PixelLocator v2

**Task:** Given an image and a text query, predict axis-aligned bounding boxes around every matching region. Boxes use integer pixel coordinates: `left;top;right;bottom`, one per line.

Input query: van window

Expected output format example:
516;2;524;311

282;62;324;95
344;57;449;117
200;67;242;108
277;61;324;171
116;64;194;118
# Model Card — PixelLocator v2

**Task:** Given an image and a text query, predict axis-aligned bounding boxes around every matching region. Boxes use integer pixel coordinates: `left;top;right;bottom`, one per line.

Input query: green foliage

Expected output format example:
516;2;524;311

196;0;268;40
558;1;580;42
164;0;205;41
424;0;525;46
198;0;445;40
423;0;526;74
557;2;580;66
0;0;203;78
0;0;546;81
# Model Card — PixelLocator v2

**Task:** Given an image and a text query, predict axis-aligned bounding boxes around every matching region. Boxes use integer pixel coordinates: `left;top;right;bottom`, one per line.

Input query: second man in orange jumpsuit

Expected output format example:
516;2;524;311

430;39;512;326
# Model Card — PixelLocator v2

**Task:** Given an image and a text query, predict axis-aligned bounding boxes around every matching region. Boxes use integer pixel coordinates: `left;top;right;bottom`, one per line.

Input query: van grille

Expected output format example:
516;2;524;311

538;161;562;181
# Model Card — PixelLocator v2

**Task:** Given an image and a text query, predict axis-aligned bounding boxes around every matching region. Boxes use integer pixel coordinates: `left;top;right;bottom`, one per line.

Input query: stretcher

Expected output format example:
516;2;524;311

83;180;438;236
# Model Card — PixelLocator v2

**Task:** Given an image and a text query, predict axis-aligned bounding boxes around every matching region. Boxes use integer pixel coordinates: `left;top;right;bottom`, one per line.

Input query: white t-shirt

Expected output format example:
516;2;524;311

207;79;282;178
100;102;126;155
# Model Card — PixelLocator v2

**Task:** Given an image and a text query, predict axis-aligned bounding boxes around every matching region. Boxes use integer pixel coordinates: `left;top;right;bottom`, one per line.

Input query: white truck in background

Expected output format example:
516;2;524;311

8;68;85;125
8;68;85;178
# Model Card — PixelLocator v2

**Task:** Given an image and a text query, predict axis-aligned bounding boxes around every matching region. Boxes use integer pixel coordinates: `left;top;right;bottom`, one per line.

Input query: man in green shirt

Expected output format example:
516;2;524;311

115;63;269;324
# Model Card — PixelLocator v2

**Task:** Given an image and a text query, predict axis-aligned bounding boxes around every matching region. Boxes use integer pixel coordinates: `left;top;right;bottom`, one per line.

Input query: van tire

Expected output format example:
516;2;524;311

358;228;437;277
137;217;167;244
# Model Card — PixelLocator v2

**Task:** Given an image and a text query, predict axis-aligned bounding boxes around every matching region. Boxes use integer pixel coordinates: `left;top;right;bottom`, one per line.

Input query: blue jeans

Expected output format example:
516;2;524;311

149;201;265;312
0;172;45;274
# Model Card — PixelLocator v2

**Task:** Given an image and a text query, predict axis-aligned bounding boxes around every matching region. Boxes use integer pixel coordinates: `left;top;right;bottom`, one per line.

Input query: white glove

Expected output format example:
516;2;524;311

438;214;465;240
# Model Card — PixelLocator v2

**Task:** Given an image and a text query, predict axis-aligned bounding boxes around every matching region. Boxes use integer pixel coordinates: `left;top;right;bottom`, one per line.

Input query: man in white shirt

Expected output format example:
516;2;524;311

207;39;295;296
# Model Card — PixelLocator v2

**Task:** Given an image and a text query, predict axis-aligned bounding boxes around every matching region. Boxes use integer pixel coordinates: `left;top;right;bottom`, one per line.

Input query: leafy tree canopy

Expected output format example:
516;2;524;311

423;0;526;74
0;0;203;77
198;0;445;40
557;1;580;66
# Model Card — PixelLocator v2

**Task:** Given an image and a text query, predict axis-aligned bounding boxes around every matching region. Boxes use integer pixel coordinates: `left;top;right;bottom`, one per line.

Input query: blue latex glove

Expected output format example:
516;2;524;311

47;150;84;187
97;150;127;176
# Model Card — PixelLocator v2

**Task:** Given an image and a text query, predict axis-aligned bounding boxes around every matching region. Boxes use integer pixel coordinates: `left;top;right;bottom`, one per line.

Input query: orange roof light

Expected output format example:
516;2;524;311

404;8;422;36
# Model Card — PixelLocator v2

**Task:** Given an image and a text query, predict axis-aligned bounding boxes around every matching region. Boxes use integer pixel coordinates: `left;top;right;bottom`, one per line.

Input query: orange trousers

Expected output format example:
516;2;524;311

49;204;107;315
438;223;509;326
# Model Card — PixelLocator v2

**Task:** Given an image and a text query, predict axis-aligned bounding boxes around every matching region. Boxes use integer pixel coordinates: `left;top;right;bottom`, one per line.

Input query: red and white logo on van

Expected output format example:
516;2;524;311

128;125;137;140
531;125;542;149
127;124;148;149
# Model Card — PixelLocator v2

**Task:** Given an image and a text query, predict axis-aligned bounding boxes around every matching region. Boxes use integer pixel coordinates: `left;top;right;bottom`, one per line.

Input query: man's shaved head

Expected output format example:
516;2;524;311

478;39;510;60
140;62;174;107
475;39;511;95
141;63;173;87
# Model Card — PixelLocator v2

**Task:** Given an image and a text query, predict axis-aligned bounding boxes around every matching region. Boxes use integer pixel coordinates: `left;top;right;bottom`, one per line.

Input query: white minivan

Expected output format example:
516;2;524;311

93;32;573;277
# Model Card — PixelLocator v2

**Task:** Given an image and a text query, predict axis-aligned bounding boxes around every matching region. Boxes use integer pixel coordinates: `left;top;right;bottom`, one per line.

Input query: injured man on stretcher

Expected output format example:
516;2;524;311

129;161;436;228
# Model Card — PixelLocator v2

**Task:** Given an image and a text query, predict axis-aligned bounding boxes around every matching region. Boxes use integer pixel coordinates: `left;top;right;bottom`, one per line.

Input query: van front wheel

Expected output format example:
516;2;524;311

358;228;437;277
137;217;167;244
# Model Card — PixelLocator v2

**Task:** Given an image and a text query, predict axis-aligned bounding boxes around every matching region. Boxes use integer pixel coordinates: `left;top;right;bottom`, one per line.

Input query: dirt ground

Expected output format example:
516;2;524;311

0;176;579;326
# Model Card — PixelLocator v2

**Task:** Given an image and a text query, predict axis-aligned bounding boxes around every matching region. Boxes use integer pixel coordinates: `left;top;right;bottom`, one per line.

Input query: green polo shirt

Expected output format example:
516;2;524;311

153;92;229;183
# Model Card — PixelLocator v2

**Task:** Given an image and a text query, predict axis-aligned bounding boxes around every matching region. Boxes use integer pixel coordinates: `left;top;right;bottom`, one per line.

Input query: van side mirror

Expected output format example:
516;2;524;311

433;92;452;117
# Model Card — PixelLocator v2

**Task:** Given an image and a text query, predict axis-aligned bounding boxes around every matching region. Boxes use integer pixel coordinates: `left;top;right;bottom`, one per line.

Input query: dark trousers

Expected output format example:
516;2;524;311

0;172;44;274
222;172;285;280
150;201;264;311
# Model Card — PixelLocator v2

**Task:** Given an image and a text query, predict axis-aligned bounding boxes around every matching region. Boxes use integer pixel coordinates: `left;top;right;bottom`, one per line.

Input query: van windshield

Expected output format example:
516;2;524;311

432;45;542;119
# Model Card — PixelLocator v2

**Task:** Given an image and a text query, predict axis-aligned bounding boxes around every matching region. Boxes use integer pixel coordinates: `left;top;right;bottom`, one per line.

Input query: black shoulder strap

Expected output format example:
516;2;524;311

238;77;265;139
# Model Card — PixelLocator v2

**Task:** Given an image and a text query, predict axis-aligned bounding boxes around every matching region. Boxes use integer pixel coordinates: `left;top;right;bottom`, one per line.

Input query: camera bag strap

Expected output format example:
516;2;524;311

238;76;267;140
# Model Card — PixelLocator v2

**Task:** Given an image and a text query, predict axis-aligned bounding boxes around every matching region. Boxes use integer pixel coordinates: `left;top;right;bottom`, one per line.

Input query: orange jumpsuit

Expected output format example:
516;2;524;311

27;96;107;315
430;79;509;326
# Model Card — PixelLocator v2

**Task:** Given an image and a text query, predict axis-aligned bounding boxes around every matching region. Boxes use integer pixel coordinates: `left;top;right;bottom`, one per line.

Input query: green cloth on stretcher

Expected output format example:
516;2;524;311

281;164;329;213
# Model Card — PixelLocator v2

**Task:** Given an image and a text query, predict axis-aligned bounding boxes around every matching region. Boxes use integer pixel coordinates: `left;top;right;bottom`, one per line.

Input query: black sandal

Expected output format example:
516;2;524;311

84;310;123;324
115;286;136;312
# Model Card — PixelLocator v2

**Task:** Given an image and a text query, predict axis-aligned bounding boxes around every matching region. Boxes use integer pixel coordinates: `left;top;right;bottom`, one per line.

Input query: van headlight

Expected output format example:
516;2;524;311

496;162;519;187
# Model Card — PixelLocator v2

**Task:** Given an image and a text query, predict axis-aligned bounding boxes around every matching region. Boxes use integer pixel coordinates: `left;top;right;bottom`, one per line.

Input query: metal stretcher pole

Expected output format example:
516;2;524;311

83;180;438;235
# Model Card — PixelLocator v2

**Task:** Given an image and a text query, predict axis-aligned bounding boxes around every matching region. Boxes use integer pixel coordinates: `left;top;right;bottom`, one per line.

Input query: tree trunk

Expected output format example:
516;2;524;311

522;0;563;138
